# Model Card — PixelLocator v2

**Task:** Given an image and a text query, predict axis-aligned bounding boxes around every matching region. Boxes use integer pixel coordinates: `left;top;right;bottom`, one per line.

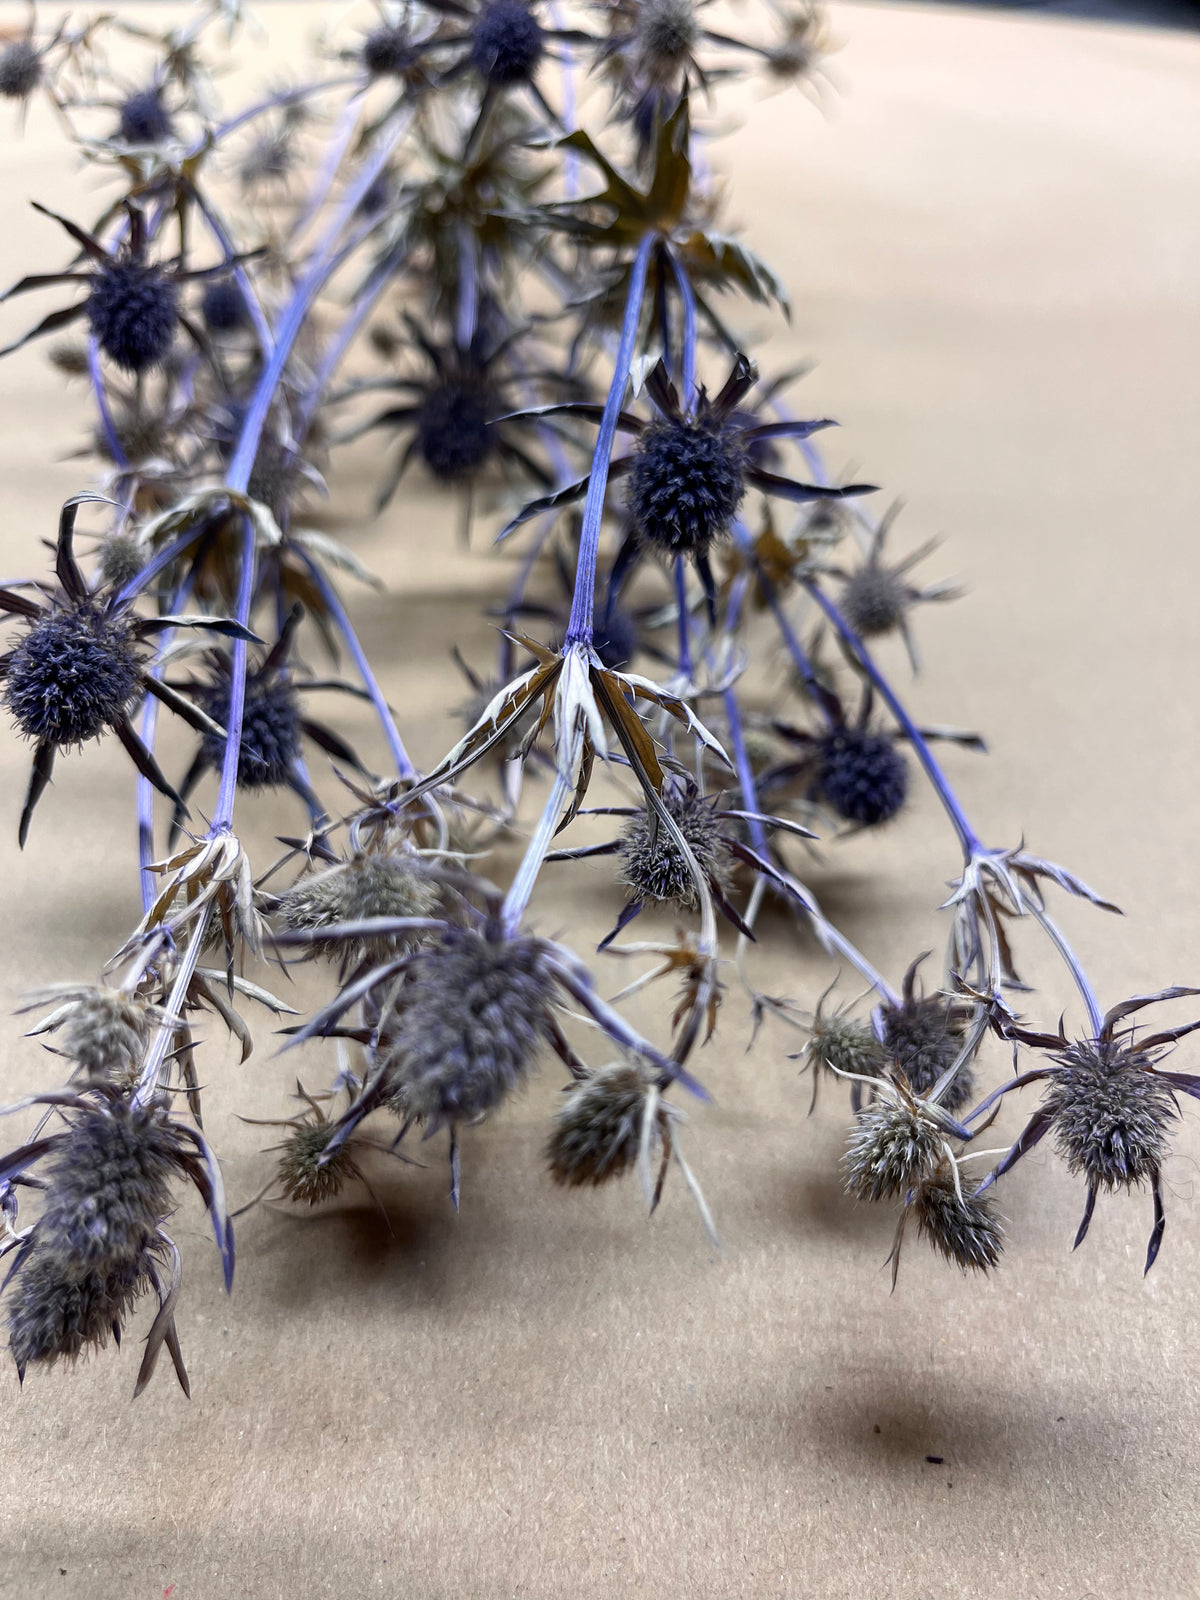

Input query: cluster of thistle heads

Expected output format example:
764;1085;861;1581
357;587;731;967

0;0;1193;1400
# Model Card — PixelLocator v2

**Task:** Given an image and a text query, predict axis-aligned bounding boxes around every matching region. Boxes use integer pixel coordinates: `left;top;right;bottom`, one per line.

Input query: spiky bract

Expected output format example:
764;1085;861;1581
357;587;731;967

3;605;139;746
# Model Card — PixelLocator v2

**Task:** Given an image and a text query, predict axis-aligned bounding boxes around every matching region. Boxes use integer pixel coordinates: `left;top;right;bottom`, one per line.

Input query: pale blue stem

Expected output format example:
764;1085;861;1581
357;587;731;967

211;515;258;832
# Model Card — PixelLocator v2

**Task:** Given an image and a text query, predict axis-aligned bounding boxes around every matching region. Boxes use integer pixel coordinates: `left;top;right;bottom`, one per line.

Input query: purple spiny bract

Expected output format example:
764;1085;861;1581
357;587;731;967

3;605;139;746
87;261;179;374
627;417;746;558
1044;1039;1177;1191
470;0;544;85
815;727;908;827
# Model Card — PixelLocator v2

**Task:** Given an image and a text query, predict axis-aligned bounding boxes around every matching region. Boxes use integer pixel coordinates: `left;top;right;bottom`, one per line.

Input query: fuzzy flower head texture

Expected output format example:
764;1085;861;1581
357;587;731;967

913;1165;1003;1273
87;258;179;374
815;726;908;828
117;87;175;144
880;955;974;1111
3;601;140;748
469;0;545;85
843;1089;944;1204
547;1060;675;1187
1043;1037;1178;1194
200;663;301;792
275;850;442;969
385;926;556;1130
617;784;732;910
0;39;41;100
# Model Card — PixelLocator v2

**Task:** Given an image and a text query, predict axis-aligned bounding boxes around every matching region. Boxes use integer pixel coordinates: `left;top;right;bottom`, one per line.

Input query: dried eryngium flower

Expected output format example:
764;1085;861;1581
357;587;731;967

881;956;974;1111
275;850;442;969
814;726;908;828
385;927;556;1129
547;1061;676;1187
18;984;157;1083
913;1165;1004;1273
617;786;732;911
844;1093;942;1204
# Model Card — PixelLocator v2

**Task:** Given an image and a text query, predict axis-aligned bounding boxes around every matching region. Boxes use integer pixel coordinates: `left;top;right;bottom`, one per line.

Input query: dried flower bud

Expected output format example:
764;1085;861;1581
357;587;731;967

24;984;152;1082
0;40;41;101
276;852;441;966
839;565;910;638
914;1168;1004;1272
1044;1039;1176;1192
87;262;178;374
386;928;555;1128
361;23;415;77
470;0;544;85
97;534;146;592
815;727;908;827
117;88;173;144
617;788;731;909
3;605;139;747
628;417;746;558
633;0;698;78
844;1096;940;1203
547;1061;670;1186
807;1011;886;1080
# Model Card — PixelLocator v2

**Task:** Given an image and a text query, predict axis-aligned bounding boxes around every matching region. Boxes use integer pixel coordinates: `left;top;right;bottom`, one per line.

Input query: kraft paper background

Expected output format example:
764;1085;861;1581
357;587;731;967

0;4;1197;1595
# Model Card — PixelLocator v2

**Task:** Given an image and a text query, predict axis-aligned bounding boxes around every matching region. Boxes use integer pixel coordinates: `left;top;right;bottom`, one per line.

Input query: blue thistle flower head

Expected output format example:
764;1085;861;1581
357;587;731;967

201;278;248;334
470;0;544;86
200;670;302;792
361;22;417;77
1044;1039;1177;1192
815;726;908;827
628;416;746;558
417;378;493;479
3;603;140;747
87;260;179;374
118;88;173;144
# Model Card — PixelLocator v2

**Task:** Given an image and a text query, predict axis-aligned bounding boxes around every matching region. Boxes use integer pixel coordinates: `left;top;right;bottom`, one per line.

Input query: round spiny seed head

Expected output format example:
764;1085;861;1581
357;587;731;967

1044;1039;1176;1191
201;278;248;334
361;22;414;76
275;1121;358;1207
914;1170;1004;1272
881;989;973;1112
815;727;908;827
634;0;698;78
807;1012;886;1080
0;40;41;100
4;605;140;746
470;0;544;85
97;533;146;592
547;1062;668;1187
201;673;301;790
839;565;910;638
417;381;493;480
387;928;554;1128
844;1097;941;1203
617;788;732;909
628;417;746;559
87;261;179;374
277;852;441;965
117;88;174;144
94;411;170;466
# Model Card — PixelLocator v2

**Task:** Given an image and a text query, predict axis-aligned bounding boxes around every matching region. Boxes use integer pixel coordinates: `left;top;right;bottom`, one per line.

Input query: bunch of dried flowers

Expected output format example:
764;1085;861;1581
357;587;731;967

0;0;1191;1401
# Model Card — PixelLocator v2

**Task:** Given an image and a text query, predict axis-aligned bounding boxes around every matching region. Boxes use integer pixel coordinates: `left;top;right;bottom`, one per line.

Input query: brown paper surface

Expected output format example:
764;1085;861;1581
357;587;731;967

0;4;1197;1596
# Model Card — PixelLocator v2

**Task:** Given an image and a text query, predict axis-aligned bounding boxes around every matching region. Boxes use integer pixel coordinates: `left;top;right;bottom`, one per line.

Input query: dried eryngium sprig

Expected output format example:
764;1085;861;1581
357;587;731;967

272;849;443;972
17;983;160;1084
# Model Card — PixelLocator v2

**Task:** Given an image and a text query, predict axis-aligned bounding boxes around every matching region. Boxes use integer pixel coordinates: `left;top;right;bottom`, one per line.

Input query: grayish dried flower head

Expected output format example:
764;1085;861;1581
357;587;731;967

22;984;153;1082
97;534;147;592
0;40;41;100
547;1061;673;1187
634;0;698;80
844;1093;942;1203
1044;1039;1177;1192
881;963;973;1111
7;1097;180;1373
914;1167;1004;1272
617;787;732;909
276;851;441;966
806;1011;885;1081
386;928;555;1129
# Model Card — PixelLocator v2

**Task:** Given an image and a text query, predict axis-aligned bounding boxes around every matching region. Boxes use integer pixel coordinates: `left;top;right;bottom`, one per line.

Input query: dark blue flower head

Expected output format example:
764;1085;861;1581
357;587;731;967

628;415;746;559
201;669;302;792
201;278;248;334
816;726;908;827
470;0;544;85
118;87;174;144
87;260;178;373
3;603;139;747
0;40;41;100
417;377;493;479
